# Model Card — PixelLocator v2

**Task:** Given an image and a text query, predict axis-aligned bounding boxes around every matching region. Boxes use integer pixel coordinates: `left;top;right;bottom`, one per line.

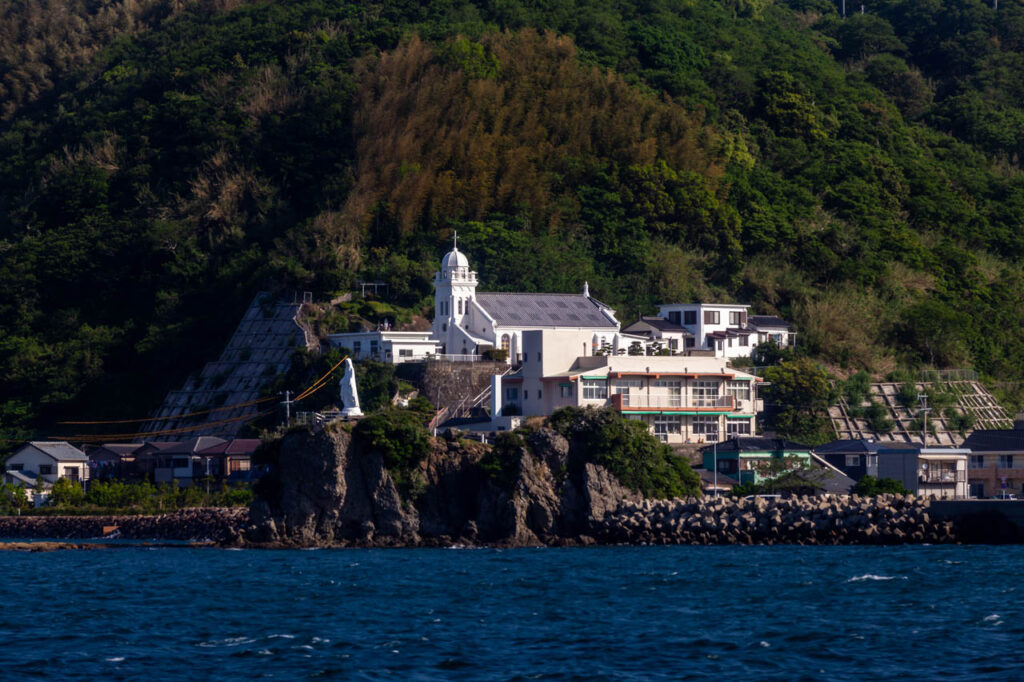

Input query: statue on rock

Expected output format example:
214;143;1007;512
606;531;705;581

340;358;363;417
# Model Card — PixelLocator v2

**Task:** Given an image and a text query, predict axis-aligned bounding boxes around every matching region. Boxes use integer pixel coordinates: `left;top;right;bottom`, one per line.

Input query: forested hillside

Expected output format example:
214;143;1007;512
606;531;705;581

2;0;1024;440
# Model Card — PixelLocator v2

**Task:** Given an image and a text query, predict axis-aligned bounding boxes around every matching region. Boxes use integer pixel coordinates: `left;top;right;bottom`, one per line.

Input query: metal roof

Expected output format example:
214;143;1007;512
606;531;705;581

748;315;794;330
962;429;1024;452
476;293;617;329
622;317;694;335
22;441;89;462
700;437;812;453
813;439;888;455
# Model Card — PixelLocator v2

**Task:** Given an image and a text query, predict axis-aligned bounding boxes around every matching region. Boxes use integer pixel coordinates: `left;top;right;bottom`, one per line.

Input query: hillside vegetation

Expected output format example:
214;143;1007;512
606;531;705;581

2;0;1024;441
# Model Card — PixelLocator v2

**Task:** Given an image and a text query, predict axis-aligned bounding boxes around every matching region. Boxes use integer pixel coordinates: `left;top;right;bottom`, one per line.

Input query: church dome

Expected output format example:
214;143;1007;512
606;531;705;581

442;247;470;270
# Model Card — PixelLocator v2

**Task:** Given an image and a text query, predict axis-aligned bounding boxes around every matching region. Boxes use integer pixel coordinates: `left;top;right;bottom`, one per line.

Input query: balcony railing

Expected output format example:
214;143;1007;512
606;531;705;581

611;394;735;411
919;469;966;484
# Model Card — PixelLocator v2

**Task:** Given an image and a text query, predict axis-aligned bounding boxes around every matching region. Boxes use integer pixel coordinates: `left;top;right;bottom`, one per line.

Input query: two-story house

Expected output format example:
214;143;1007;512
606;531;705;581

5;441;90;484
961;425;1024;498
652;303;795;358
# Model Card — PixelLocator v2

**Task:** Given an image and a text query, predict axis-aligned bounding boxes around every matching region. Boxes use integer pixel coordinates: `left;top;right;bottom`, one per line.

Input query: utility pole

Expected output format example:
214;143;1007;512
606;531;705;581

281;390;294;427
917;393;931;447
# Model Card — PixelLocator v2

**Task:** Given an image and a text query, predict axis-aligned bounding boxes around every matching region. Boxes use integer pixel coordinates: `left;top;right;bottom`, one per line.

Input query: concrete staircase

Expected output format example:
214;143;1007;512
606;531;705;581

828;381;1013;446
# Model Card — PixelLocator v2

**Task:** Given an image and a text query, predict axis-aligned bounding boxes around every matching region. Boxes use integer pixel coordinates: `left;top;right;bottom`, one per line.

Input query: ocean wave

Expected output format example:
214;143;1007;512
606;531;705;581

847;574;907;582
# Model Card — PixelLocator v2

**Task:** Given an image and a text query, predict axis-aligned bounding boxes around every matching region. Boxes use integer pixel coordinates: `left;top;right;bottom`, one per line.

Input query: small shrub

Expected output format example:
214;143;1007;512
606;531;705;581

854;475;910;496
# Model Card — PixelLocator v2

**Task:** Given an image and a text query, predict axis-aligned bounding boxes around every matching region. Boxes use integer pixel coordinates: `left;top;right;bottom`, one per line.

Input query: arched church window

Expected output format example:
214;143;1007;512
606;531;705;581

457;299;462;315
501;334;510;352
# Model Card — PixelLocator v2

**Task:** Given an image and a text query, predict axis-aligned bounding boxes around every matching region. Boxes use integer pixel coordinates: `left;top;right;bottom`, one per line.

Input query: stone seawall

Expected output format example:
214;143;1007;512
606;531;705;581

0;508;248;543
593;495;961;546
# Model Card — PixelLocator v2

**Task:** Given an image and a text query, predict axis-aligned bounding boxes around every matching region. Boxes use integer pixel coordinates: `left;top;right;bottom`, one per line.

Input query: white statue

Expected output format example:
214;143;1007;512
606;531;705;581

340;358;363;417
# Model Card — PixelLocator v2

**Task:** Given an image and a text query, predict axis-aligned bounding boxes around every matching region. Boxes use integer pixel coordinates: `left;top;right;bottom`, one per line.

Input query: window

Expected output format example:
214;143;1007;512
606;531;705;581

729;311;746;325
685;337;696;348
65;467;79;481
505;387;519;401
999;455;1014;469
172;458;189;469
668;311;681;325
39;465;53;475
693;380;721;407
442;323;447;332
399;349;413;357
739;335;749;347
440;301;447;316
668;338;678;350
653;415;681;442
538;389;542;399
693;416;719;441
537;352;542;362
969;455;985;469
501;334;510;352
560;384;573;398
725;381;750;402
845;455;862;467
8;463;23;471
613;379;642;395
457;299;463;315
727;337;733;347
370;340;379;356
727;420;751;436
652;379;681;407
353;341;361;354
704;310;720;325
582;380;608;400
684;310;697;325
230;459;251;473
524;390;528;399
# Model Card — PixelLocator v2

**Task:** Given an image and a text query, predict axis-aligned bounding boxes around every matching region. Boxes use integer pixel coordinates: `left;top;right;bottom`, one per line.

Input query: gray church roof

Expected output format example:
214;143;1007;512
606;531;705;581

476;293;617;328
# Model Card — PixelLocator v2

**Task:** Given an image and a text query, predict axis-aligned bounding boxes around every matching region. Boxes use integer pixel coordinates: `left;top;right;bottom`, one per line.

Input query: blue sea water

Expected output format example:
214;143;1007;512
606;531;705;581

0;545;1021;680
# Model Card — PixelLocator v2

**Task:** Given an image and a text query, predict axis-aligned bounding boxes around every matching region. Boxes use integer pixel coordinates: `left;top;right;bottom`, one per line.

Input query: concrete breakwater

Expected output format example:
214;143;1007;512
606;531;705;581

0;508;248;543
594;495;960;546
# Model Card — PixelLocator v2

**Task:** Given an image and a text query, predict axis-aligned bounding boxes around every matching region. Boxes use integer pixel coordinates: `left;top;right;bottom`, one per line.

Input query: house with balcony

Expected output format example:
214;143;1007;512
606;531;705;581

699;437;813;485
961;425;1024;498
491;329;761;444
5;441;90;485
876;446;969;499
651;303;795;359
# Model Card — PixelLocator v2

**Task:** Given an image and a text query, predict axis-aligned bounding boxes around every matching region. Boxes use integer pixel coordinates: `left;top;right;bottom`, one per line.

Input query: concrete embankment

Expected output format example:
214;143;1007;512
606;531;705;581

0;508;248;543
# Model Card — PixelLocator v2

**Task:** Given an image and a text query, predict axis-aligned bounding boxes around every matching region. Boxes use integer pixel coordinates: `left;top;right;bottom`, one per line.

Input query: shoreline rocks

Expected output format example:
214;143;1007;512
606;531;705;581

0;508;248;543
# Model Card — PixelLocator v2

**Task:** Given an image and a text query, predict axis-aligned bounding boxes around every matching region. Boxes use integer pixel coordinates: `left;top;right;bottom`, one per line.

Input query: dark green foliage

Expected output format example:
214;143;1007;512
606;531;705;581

0;483;29;514
897;382;919;408
4;0;1024;441
479;430;524;492
944;407;975;436
33;479;253;514
548;406;700;499
761;358;834;445
853;475;911;497
353;407;431;499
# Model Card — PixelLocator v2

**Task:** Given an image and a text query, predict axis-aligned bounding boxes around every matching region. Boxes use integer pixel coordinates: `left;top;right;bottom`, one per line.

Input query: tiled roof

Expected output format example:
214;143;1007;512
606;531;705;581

623;317;694;335
961;429;1024;452
94;443;145;455
25;441;89;462
476;293;617;329
707;328;752;339
813;439;887;455
748;315;793;330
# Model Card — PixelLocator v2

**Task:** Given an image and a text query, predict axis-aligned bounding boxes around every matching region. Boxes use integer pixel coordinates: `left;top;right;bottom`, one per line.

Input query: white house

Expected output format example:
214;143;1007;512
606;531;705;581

430;236;620;362
5;441;90;484
654;303;795;358
327;330;440;363
491;329;761;444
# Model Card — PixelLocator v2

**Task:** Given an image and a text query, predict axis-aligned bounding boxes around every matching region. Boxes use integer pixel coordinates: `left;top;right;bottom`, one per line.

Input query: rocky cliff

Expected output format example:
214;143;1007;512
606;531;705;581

246;426;637;547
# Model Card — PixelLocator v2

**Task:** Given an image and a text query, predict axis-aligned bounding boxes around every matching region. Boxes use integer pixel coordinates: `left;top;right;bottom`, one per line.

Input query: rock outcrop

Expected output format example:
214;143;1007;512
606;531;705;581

245;426;638;547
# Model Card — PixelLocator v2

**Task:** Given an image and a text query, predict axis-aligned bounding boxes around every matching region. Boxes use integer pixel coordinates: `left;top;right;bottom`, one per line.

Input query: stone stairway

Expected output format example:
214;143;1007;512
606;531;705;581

829;381;1013;446
142;293;311;439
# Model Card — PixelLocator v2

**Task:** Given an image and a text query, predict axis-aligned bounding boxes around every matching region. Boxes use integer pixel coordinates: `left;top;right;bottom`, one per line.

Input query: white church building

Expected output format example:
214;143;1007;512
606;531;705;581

329;236;621;363
431;237;620;362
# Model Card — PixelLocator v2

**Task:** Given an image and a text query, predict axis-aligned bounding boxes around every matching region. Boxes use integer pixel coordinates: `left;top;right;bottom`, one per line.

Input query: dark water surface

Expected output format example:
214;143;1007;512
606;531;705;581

1;545;1021;680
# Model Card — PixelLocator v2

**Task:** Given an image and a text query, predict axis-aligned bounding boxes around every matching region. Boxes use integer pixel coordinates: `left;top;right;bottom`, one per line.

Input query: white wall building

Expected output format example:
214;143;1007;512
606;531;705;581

655;303;795;358
327;330;440;363
491;330;761;444
430;236;620;362
5;441;90;484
